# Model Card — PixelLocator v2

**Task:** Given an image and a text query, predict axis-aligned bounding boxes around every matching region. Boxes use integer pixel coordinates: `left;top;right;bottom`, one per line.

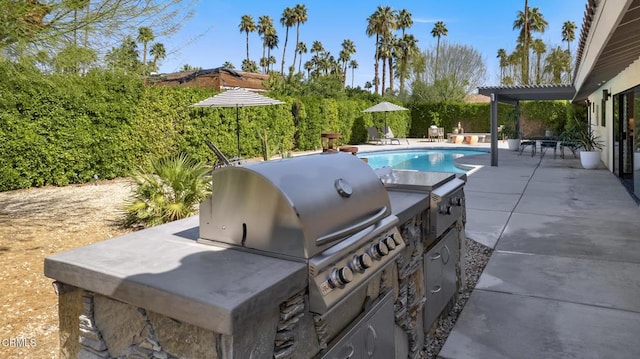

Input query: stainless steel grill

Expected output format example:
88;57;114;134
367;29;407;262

199;153;405;314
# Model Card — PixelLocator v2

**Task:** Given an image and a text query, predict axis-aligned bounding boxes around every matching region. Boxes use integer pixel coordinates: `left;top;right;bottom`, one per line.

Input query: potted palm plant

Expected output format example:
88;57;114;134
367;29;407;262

577;127;603;170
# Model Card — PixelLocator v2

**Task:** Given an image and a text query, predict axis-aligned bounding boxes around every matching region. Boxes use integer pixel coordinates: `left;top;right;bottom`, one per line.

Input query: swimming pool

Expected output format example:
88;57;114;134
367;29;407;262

359;149;487;173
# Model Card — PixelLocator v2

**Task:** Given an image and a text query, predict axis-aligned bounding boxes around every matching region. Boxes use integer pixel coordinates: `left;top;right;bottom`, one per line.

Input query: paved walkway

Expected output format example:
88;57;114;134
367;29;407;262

439;148;640;359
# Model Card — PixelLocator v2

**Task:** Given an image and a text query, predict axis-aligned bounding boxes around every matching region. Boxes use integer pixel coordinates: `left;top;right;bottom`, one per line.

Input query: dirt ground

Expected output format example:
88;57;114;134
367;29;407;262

0;179;134;359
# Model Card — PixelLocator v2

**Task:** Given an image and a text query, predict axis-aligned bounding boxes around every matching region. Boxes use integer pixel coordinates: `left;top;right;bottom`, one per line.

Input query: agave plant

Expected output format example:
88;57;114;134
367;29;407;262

124;154;212;228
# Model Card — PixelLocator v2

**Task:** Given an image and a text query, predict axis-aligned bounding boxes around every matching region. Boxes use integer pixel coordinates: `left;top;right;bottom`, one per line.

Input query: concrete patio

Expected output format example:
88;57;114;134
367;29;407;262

439;147;640;359
310;138;640;357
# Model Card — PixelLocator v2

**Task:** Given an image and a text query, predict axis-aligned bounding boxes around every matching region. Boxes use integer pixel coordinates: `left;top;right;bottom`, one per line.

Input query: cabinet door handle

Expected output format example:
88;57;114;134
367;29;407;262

344;344;354;358
430;285;442;294
430;252;441;261
442;245;451;264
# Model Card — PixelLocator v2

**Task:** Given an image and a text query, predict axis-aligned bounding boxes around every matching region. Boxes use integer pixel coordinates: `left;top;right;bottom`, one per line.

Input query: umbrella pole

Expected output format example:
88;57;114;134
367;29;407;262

236;105;241;158
384;112;387;138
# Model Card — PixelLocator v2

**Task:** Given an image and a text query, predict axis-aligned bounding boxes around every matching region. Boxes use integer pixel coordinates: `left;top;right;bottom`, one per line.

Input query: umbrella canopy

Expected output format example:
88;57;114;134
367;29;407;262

362;101;408;137
191;89;285;157
362;101;408;113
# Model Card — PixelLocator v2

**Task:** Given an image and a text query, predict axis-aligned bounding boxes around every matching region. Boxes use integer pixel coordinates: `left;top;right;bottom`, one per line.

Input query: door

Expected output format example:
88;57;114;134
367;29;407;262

614;90;638;200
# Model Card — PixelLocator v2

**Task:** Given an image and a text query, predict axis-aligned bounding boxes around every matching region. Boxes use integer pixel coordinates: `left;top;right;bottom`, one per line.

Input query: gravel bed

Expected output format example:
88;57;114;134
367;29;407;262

422;236;494;358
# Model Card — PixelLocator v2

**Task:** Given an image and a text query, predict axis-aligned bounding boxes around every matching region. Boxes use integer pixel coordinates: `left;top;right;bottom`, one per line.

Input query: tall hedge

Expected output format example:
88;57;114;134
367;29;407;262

408;101;580;138
0;60;577;191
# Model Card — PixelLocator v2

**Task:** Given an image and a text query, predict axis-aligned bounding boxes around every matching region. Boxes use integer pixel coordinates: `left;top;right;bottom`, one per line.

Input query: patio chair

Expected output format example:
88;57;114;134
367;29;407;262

366;127;384;145
519;134;536;156
205;140;244;168
539;138;559;159
428;126;439;142
383;126;407;145
437;127;445;142
560;140;580;159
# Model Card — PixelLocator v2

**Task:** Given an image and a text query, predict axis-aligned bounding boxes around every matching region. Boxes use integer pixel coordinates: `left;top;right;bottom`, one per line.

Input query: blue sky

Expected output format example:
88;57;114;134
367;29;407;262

157;0;586;89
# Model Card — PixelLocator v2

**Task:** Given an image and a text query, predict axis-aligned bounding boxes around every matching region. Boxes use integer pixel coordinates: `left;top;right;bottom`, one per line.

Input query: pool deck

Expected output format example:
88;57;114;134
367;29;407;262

355;139;640;359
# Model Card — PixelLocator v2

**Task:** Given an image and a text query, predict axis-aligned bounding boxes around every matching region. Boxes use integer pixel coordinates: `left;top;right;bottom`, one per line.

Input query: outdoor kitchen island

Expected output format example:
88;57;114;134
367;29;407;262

44;153;466;359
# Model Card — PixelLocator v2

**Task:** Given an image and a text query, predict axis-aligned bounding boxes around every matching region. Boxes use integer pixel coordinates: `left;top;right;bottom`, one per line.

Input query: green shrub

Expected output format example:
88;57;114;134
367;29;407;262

123;154;211;228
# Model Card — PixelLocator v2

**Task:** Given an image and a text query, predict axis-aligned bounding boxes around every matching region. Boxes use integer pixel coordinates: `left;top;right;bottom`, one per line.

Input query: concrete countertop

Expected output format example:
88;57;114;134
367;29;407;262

44;216;307;335
387;189;430;223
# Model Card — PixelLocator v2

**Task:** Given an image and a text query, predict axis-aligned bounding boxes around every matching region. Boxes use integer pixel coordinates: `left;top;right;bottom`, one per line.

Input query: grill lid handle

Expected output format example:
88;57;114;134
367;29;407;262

315;206;389;246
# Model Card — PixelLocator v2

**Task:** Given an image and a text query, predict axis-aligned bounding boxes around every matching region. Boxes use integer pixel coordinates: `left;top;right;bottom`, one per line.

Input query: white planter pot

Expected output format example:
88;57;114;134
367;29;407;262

507;139;521;151
580;150;601;170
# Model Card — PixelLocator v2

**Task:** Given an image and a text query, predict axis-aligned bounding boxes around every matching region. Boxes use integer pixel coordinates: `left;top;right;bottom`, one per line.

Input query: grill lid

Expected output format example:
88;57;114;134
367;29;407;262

199;153;392;259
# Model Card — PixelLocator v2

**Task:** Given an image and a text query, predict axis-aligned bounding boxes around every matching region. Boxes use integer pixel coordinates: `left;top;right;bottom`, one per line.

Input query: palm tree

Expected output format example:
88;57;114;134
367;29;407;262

268;56;277;72
431;21;448;81
366;11;381;94
222;61;235;69
180;64;201;72
366;6;396;95
242;59;259;73
386;34;398;93
544;46;570;83
396;34;419;94
239;14;256;61
348;59;358;87
265;33;279;72
340;39;356;86
311;40;324;73
531;39;546;84
366;6;395;95
258;15;274;73
291;4;308;73
149;42;165;72
280;7;296;74
137;27;154;69
513;2;548;84
397;9;413;36
296;41;307;73
304;60;313;78
562;20;577;81
497;48;508;83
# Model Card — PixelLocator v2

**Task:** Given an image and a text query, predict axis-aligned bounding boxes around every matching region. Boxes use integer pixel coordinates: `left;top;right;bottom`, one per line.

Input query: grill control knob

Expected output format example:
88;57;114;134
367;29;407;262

369;241;389;260
390;234;402;246
450;197;463;206
439;205;452;215
383;236;396;250
330;266;354;287
351;253;373;272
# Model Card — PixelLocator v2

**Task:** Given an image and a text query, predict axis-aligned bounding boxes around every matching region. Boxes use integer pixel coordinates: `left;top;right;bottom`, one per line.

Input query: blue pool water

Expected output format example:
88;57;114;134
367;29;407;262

360;149;487;173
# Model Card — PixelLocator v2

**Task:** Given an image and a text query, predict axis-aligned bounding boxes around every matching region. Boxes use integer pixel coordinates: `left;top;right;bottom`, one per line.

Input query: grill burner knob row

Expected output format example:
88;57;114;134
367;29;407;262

351;253;373;273
329;266;354;287
369;241;389;260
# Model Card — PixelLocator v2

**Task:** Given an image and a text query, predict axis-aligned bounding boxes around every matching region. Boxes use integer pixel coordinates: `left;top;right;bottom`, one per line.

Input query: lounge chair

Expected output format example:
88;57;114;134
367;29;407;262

383;126;407;145
367;127;384;145
205;140;245;168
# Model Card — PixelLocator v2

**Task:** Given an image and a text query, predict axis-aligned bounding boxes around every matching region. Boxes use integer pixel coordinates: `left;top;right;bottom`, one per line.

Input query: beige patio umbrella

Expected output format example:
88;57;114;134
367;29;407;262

362;101;409;137
191;88;285;157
